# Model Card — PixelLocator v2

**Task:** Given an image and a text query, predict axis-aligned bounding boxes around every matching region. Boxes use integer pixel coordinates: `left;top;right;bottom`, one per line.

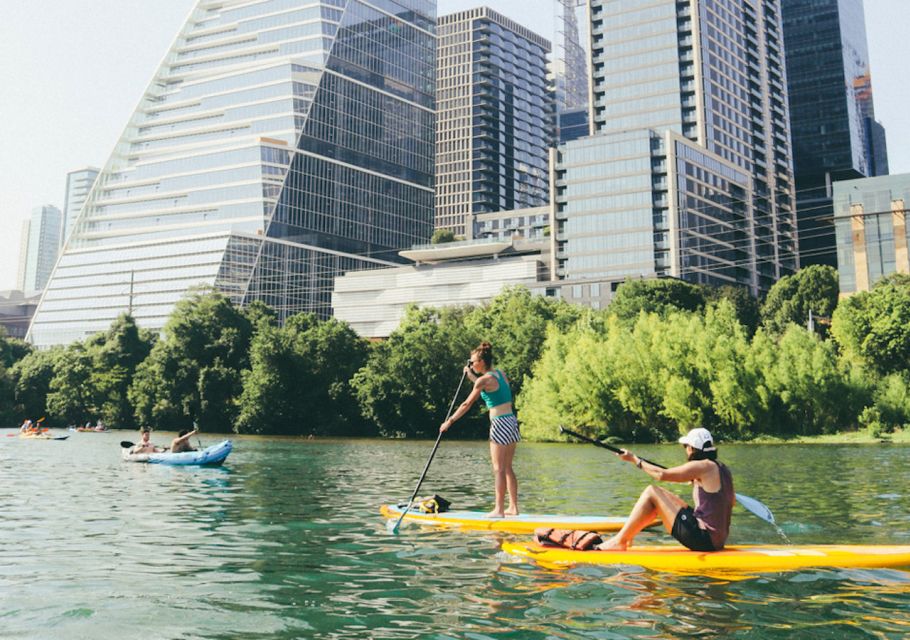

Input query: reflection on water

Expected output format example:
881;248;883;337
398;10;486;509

1;431;909;638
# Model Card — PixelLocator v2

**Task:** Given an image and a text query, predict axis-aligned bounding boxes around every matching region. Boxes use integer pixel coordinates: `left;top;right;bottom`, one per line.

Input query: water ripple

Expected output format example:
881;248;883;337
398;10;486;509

1;431;909;638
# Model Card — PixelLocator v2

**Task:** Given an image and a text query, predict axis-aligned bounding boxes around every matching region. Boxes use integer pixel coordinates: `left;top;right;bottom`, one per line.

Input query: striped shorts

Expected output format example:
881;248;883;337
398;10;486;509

489;413;521;445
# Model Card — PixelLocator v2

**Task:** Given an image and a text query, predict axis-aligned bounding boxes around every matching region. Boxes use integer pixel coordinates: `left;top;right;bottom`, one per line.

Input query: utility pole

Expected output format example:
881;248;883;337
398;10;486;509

128;270;134;315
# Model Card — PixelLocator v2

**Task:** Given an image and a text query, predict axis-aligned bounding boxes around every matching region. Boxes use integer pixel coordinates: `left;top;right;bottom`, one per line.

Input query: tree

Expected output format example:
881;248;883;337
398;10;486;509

703;284;761;336
519;302;761;442
751;326;866;435
831;275;910;376
431;228;456;244
9;347;63;421
353;305;480;437
90;314;155;428
129;290;253;430
463;286;583;396
46;344;100;425
858;372;910;436
236;314;370;435
608;278;706;325
760;265;839;337
0;330;31;369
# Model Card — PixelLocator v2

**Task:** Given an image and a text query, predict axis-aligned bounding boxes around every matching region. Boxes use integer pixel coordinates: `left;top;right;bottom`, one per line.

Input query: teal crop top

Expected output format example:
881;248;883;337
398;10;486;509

480;369;513;409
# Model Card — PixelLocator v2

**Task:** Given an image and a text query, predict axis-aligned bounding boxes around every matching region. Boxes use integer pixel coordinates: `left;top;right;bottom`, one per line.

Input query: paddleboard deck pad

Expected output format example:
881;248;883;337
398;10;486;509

502;541;910;573
380;504;631;533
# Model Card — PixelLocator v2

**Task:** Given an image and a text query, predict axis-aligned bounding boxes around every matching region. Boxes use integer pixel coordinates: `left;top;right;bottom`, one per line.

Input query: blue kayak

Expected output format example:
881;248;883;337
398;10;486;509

122;440;232;466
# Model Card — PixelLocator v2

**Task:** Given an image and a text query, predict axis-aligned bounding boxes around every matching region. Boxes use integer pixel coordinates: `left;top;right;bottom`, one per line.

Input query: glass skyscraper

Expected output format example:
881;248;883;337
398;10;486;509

28;0;435;347
553;0;590;144
435;7;553;239
18;205;63;295
782;0;888;267
554;0;798;295
62;167;99;244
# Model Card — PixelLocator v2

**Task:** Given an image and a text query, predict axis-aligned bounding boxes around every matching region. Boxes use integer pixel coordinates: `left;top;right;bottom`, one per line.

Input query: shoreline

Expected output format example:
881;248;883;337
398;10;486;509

746;428;909;444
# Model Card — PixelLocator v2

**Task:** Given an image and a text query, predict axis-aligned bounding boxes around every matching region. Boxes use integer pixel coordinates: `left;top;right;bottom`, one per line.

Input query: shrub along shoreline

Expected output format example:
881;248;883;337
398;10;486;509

2;267;908;442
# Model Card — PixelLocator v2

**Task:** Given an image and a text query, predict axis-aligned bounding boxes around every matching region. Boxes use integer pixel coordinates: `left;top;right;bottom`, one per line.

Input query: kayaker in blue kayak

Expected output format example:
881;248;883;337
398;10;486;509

596;428;735;552
170;427;198;454
130;428;165;454
440;341;520;518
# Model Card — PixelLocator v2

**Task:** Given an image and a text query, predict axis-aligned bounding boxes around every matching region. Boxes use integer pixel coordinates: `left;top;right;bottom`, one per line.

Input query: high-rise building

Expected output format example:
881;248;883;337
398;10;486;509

554;0;798;295
553;0;590;143
782;0;888;267
435;7;553;239
62;167;99;244
18;205;63;294
28;0;435;348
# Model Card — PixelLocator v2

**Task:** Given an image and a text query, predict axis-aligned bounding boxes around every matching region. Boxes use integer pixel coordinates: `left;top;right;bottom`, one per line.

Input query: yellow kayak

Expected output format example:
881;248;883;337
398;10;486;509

380;504;632;534
502;541;910;573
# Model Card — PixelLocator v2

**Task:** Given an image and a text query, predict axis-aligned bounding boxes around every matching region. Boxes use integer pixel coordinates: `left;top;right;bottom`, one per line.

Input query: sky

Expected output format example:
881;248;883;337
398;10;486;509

1;0;908;292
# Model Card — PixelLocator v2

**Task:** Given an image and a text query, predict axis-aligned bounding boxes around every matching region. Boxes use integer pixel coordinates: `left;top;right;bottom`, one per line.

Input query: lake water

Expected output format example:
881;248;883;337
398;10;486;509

2;430;909;639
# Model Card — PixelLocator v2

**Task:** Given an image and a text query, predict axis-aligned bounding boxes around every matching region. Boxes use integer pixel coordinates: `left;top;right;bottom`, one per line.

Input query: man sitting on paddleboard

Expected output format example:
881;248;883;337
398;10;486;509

596;428;734;552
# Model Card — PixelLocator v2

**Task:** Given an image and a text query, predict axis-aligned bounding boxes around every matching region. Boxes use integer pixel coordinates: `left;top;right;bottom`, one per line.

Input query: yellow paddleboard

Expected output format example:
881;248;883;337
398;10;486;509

380;504;632;534
502;541;910;573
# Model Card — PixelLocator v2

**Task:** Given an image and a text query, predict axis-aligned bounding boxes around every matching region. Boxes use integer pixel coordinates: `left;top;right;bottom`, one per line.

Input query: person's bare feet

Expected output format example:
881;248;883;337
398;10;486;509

594;535;628;551
504;507;519;516
487;510;504;518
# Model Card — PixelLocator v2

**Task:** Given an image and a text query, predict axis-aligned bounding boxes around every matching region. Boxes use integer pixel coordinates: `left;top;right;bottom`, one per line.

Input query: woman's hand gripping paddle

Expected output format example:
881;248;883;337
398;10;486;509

389;365;469;535
559;426;777;526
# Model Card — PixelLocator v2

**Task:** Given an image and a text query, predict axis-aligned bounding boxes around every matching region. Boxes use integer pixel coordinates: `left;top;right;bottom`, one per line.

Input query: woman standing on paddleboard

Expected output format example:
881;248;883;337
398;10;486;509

440;342;520;517
596;428;734;551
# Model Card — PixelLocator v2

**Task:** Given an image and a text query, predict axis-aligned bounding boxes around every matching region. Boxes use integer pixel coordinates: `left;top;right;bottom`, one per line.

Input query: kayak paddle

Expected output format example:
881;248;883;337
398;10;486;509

389;365;469;535
121;441;134;448
559;426;776;526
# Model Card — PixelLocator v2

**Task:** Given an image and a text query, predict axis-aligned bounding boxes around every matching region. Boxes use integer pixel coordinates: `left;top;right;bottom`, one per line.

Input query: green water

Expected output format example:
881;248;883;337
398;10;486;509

2;430;909;639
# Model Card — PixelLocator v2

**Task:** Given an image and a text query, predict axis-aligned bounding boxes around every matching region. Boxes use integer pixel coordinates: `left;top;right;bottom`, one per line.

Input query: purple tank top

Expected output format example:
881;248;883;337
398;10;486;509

693;461;734;550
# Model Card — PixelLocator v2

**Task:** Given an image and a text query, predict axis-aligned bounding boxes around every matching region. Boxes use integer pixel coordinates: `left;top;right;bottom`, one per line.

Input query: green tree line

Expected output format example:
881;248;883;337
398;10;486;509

1;268;908;440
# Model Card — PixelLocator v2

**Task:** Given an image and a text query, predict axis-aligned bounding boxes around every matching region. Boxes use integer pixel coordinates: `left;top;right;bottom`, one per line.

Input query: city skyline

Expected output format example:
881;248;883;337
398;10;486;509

25;0;436;347
1;0;908;292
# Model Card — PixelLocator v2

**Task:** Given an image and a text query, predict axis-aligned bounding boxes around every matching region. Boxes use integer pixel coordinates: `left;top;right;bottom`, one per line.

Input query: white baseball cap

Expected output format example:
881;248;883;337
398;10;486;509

678;428;716;452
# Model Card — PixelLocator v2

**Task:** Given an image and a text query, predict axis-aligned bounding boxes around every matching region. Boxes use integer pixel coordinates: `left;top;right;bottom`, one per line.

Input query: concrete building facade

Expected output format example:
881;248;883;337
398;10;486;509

833;173;910;294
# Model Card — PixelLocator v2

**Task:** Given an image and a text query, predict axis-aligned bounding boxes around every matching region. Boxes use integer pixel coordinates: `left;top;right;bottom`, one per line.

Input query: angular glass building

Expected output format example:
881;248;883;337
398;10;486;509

554;0;798;295
29;0;435;347
435;7;553;239
782;0;888;267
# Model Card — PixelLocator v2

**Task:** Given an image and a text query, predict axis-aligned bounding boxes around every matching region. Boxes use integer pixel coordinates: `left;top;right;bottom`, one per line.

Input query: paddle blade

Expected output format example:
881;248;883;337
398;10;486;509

120;441;135;448
736;492;775;525
387;518;400;535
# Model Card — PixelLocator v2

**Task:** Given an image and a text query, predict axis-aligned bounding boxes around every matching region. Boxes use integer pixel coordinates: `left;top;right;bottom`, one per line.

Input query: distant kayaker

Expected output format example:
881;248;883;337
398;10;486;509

440;341;520;518
131;428;164;454
596;428;735;552
170;428;198;454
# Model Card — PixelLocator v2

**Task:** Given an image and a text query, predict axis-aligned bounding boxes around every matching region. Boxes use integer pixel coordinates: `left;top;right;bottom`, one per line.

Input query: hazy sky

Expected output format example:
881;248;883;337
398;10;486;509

1;0;907;291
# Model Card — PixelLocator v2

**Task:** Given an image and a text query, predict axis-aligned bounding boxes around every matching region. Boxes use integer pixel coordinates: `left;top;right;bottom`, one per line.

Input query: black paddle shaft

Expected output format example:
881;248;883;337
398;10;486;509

391;364;470;533
559;426;667;469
